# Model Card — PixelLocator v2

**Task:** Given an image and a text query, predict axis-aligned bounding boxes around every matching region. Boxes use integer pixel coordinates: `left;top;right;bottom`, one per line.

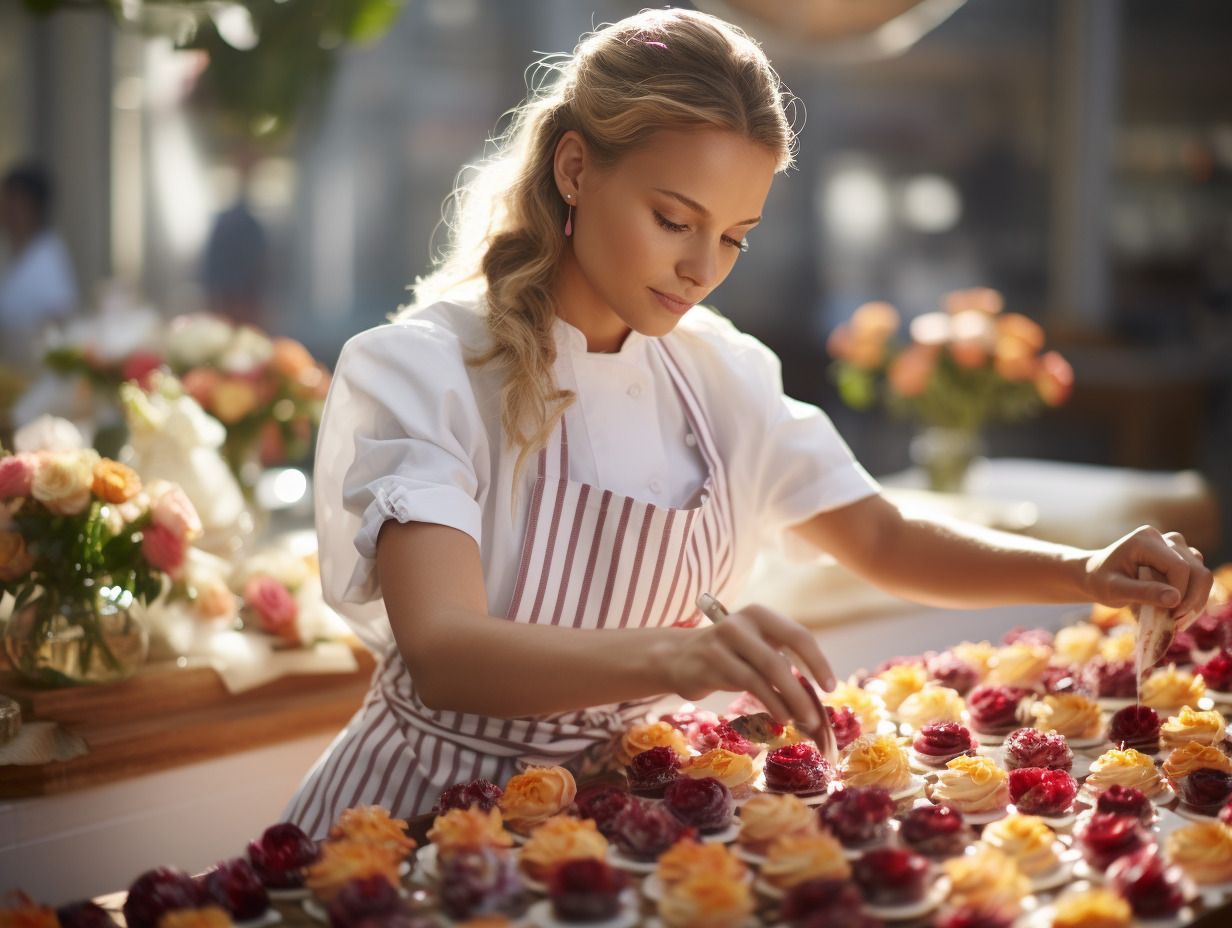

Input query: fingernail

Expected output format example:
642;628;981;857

1161;590;1180;607
824;676;837;692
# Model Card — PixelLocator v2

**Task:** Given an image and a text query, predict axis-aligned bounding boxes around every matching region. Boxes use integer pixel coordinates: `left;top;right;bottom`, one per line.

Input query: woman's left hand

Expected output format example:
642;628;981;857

1083;525;1213;629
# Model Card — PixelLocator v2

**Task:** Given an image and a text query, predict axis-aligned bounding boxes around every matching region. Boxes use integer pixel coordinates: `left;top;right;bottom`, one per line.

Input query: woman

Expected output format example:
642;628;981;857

284;8;1210;835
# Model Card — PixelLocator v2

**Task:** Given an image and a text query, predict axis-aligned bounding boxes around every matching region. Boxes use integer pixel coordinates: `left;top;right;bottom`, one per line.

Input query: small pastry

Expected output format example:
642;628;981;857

663;776;733;833
1085;748;1166;798
656;871;754;928
763;743;836;795
824;705;863;751
816;785;896;849
897;684;965;730
246;823;320;889
965;685;1029;738
607;797;693;861
1107;705;1162;753
1106;847;1186;918
1162;741;1232;779
615;722;688;767
439;779;504;814
931;755;1010;815
517;815;608;883
1030;693;1103;740
1177;767;1232;815
1002;626;1054;649
691;723;758;758
926;650;980;696
436;846;523;922
1095;784;1154;825
499;766;577;834
736;793;821;855
682;748;758;797
850;847;930;907
1161;706;1228;750
912;721;977;769
1195;648;1232;692
1073;811;1155;871
897;803;973;858
660;704;721;738
626;745;682;797
428;807;515;857
986;642;1051;688
1080;656;1137;699
821;682;886;734
1099;632;1137;663
1089;603;1135;630
760;831;851;889
570;783;630;838
125;869;212;928
951;640;996;680
1003;728;1073;771
546;858;629;924
1039;665;1080;694
867;663;927;713
1007;767;1078;817
1049;887;1132;928
766;722;811;751
1164;820;1232;884
201;859;269;924
328;806;416;860
979;814;1061;877
1052;622;1102;666
943;846;1031;918
304;841;402;903
655;839;748;890
3;895;71;928
778;880;867;926
1141;664;1206;712
839;734;914;792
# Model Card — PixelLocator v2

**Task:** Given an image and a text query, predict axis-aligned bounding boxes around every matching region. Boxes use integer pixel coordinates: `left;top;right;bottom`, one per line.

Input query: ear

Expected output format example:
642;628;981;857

553;130;587;200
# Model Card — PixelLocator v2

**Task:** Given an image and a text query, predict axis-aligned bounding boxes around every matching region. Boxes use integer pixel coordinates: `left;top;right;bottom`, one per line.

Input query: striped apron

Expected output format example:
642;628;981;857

283;340;736;837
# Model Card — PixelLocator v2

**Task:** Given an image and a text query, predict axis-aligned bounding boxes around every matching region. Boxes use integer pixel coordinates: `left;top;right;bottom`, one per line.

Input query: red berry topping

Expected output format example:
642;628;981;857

1108;705;1161;753
327;875;402;928
1080;657;1137;699
572;783;632;837
438;779;503;814
625;745;681;797
246;822;320;888
926;651;979;696
1190;604;1232;651
898;803;972;858
851;847;929;907
609;797;696;860
912;721;975;765
1007;767;1078;816
202;859;269;922
1180;767;1232;815
548;858;629;922
1220;796;1232;826
1196;648;1232;693
1095;785;1153;825
764;743;837;795
1039;665;1079;694
1003;728;1073;771
816;786;896;848
123;867;208;928
778;878;865;923
56;902;117;928
824;705;863;751
874;655;924;675
436;846;522;920
1156;630;1196;667
1002;626;1054;649
659;704;719;734
663;775;734;832
1075;811;1155;871
936;906;1014;928
966;685;1028;734
1107;847;1185;918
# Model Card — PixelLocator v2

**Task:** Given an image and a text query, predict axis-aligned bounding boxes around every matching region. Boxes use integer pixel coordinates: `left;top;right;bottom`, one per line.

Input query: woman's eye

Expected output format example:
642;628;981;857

723;235;749;252
655;211;749;253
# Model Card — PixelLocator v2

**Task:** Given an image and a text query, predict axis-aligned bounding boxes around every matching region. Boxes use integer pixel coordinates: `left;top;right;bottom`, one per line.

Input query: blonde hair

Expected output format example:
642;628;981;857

399;8;797;488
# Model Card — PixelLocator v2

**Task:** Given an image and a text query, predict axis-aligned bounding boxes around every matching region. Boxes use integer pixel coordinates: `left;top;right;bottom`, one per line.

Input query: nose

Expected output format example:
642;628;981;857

676;237;721;291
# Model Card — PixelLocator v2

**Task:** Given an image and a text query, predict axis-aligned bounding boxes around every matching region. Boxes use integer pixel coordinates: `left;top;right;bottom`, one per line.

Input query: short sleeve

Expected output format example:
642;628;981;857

313;319;488;646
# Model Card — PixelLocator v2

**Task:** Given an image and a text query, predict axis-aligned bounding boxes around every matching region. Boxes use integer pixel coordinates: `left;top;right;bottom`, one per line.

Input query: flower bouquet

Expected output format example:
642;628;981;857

0;446;203;685
827;288;1074;491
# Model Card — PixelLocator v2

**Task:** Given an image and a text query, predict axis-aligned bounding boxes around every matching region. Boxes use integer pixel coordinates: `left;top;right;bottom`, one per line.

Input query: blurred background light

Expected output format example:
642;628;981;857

900;173;963;233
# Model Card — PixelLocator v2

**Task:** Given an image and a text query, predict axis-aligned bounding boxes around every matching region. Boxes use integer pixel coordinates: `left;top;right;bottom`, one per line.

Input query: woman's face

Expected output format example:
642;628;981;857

557;126;779;350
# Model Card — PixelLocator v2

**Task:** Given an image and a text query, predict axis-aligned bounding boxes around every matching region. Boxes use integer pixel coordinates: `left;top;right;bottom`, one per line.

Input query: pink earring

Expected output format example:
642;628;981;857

564;194;573;237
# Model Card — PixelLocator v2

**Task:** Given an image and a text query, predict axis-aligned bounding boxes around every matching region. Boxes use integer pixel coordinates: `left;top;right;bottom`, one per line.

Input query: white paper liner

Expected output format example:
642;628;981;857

299;898;328;924
1024;854;1074;893
607;847;660;874
698;822;741;844
841;825;898;860
641;869;753;902
643;919;758;928
265;887;309;902
733;845;768;867
1006;806;1077;831
1196;880;1232;907
860;876;949;920
909;750;969;776
526;894;640;928
1173;802;1229;823
234;908;282;928
416;843;438;880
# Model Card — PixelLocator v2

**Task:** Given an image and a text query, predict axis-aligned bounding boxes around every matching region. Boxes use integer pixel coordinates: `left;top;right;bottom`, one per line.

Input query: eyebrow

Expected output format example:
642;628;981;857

652;187;761;226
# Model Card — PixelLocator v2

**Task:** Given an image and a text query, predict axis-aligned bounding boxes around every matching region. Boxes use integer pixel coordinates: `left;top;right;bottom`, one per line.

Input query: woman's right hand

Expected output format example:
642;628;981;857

663;603;836;729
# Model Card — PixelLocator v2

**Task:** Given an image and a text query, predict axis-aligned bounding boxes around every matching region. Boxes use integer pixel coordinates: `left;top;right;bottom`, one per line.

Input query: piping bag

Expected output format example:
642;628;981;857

1135;564;1178;685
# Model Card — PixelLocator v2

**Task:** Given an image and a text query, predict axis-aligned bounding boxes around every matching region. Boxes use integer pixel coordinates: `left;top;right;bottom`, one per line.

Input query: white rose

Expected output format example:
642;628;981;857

14;415;85;453
165;314;234;369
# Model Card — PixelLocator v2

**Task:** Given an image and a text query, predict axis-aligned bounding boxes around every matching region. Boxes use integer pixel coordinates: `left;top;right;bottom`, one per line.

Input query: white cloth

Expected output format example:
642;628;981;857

313;297;880;654
0;231;78;369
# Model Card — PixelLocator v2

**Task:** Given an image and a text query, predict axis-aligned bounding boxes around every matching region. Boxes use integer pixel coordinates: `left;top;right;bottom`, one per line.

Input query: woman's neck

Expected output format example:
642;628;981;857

553;250;632;354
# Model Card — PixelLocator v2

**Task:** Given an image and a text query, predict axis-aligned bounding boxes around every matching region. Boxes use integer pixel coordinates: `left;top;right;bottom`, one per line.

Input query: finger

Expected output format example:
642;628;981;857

1102;571;1181;609
718;618;820;728
740;604;837;691
1163;536;1212;620
710;648;794;724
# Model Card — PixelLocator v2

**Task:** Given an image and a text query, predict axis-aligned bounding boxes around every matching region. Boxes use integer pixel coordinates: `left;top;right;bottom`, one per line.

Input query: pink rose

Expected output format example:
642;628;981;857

151;485;203;543
244;575;299;644
0;453;39;500
142;523;187;578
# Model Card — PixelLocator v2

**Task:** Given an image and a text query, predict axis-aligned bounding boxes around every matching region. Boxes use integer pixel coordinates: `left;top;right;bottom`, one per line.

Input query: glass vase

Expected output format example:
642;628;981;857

910;425;983;494
3;582;149;686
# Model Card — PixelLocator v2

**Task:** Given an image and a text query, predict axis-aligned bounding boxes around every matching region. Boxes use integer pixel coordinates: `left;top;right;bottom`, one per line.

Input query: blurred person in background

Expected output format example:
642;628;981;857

201;146;270;329
0;163;79;375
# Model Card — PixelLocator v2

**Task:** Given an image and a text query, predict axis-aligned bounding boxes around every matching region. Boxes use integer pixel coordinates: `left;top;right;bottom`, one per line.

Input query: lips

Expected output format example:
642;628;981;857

650;289;694;315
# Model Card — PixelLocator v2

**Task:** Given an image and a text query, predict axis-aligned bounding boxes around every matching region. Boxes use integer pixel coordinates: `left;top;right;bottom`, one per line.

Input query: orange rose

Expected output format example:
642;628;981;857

995;313;1046;351
181;367;222;409
499;765;577;833
993;336;1040;382
0;530;34;581
271;337;316;379
827;321;855;362
887;344;938;398
850;301;900;339
211;378;260;424
92;458;142;504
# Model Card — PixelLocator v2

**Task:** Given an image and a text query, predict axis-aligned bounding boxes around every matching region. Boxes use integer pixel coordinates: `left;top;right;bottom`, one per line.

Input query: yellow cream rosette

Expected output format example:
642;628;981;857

1162;741;1232;778
868;663;928;713
1142;665;1207;712
1099;632;1137;663
979;814;1060;877
683;748;758;795
932;754;1010;813
305;840;403;903
1165;821;1232;885
839;734;914;791
951;640;996;679
944;845;1030;917
767;722;810;750
329;805;416;858
898;684;965;730
427;806;514;854
158;909;233;928
656;839;749;889
1161;706;1227;750
1050;888;1133;928
821;681;886;734
657;871;755;928
1089;603;1135;631
1031;693;1104;740
736;793;821;854
499;765;577;834
616;721;689;766
518;814;608;881
760;831;851;889
1051;623;1102;666
1085;748;1166;796
987;642;1052;688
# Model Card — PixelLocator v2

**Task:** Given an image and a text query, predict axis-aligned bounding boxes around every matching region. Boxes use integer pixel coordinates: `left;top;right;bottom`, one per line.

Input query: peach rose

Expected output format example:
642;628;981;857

0;452;38;500
995;313;1046;351
143;523;187;579
151;484;203;543
243;575;299;644
181;367;222;409
993;340;1039;382
499;765;577;834
826;321;855;362
210;377;260;423
887;344;939;398
0;530;34;581
92;459;142;504
31;451;97;516
1035;351;1073;407
851;301;901;339
943;286;1004;315
271;337;316;379
194;578;239;622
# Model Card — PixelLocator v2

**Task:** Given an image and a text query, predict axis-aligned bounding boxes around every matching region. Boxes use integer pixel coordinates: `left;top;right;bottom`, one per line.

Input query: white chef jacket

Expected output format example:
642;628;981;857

314;296;880;653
